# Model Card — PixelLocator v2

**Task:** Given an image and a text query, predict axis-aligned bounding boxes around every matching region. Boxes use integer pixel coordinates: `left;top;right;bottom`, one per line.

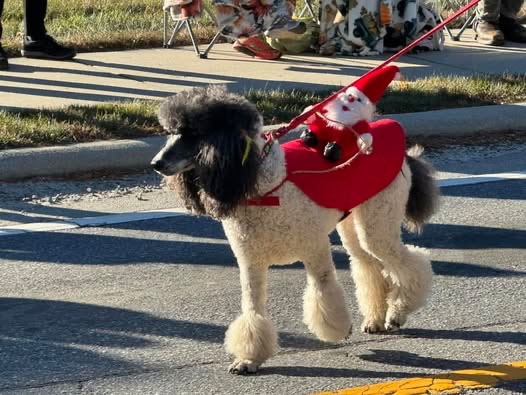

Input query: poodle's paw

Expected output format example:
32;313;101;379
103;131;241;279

384;310;407;332
228;359;260;375
224;313;278;365
303;282;352;342
361;318;387;334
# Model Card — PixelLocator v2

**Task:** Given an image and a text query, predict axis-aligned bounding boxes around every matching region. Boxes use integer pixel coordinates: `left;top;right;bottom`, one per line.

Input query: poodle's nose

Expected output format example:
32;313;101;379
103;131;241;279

151;159;165;172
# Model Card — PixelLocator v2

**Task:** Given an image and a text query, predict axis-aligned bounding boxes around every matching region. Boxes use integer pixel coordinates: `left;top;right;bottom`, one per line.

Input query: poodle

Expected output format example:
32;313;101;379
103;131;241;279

151;85;440;375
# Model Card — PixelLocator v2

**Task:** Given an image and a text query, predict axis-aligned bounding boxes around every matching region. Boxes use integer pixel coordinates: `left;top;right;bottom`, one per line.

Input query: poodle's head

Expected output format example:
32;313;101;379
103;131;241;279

152;85;263;219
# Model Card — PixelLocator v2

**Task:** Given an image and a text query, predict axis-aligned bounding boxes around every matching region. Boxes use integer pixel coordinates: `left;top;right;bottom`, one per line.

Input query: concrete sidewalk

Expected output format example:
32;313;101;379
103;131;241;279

1;29;526;179
1;30;526;111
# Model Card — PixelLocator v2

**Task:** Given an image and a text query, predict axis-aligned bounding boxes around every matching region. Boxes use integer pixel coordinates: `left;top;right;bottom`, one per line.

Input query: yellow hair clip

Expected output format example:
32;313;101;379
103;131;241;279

242;135;253;166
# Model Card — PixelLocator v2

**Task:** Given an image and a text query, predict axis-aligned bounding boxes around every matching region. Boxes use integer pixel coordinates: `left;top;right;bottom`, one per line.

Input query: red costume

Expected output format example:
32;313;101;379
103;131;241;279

248;65;407;213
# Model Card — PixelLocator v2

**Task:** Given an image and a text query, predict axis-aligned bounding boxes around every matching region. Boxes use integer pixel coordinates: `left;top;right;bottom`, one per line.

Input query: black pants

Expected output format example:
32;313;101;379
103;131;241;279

0;0;47;40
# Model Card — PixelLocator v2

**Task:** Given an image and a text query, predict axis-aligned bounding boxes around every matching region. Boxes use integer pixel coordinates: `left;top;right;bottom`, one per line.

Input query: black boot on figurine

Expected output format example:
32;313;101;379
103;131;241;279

323;142;342;162
301;128;319;148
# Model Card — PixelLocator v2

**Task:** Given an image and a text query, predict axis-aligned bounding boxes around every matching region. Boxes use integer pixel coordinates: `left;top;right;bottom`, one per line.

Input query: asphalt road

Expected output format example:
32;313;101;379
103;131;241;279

0;142;525;394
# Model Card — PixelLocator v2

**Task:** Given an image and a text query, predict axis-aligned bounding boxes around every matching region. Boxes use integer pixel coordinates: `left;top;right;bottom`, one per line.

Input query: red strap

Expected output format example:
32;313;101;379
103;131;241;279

244;196;280;206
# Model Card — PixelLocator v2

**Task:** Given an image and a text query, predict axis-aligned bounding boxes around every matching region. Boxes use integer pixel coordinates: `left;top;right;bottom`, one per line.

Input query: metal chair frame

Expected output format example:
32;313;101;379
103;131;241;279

163;3;223;59
441;11;477;41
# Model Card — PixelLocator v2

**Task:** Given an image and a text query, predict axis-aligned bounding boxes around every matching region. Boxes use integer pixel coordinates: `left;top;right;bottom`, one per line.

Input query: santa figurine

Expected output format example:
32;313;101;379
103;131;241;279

301;65;402;162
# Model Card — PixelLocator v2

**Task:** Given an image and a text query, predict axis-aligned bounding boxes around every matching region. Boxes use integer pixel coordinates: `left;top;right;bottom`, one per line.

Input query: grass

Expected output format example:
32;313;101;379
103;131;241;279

1;73;526;150
1;1;526;149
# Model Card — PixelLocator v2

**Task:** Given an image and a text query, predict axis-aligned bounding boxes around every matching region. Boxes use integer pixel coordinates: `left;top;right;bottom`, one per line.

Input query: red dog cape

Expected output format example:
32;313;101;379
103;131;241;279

279;119;406;212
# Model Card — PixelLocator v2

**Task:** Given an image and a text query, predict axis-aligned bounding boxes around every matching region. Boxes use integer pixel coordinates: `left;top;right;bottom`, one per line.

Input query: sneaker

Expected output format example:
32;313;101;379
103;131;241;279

0;44;8;70
22;34;76;60
233;36;282;60
474;20;505;46
499;15;526;43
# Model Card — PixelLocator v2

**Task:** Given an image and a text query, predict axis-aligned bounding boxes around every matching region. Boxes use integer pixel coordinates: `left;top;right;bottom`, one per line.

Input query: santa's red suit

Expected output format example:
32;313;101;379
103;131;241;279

281;118;405;213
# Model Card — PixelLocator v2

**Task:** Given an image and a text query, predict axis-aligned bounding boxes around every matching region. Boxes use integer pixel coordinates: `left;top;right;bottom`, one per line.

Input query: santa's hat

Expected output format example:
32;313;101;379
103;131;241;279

351;65;401;105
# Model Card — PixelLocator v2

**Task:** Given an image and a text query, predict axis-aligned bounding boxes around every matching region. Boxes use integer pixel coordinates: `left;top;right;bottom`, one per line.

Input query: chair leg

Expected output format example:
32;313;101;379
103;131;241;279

185;20;202;56
452;13;476;41
298;0;318;22
163;3;222;58
200;29;224;58
163;10;168;47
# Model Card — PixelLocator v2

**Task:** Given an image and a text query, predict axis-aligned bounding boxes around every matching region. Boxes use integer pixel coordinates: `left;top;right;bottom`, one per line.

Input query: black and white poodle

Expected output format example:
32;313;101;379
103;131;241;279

151;85;439;375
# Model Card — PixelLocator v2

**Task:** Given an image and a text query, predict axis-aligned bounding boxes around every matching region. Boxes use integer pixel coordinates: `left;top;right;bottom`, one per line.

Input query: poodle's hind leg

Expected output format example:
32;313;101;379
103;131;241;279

302;240;352;342
352;173;433;331
337;218;389;333
225;263;277;375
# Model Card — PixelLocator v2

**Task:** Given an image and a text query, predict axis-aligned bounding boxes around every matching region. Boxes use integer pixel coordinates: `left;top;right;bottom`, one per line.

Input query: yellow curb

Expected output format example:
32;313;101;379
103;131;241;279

315;361;526;395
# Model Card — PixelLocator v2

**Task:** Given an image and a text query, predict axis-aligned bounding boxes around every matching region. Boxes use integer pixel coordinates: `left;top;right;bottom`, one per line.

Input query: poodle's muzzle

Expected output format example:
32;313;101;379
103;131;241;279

151;135;195;176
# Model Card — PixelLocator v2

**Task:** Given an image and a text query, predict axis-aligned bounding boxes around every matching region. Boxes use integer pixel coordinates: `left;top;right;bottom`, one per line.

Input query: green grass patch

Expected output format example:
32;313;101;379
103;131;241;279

1;73;525;150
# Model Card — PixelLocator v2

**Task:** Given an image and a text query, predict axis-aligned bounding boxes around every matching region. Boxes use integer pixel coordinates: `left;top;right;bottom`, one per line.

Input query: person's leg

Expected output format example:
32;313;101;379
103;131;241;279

499;0;526;42
475;0;506;45
0;0;4;39
21;0;76;60
24;0;47;40
477;0;502;22
0;0;8;70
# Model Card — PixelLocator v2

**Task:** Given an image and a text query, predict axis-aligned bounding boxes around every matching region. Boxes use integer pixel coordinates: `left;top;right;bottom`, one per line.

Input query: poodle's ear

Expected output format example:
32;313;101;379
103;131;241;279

159;85;264;219
195;126;261;218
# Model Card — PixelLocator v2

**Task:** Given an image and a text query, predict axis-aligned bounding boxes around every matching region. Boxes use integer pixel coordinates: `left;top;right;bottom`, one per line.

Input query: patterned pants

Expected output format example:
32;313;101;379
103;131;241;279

476;0;525;21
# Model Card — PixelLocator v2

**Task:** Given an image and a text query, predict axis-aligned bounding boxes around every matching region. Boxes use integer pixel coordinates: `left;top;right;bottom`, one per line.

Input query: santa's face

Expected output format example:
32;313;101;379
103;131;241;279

322;86;375;127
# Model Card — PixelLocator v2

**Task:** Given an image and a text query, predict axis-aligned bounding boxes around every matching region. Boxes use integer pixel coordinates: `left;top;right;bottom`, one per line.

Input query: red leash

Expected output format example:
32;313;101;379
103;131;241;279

269;0;482;138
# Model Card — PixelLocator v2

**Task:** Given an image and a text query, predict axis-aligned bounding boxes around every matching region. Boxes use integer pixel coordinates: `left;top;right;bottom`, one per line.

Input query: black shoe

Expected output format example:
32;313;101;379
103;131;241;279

0;44;8;70
499;15;526;43
22;34;76;60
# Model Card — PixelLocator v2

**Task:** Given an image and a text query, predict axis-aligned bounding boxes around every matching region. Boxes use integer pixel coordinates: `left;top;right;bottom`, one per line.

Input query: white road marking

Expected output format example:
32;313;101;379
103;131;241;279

438;171;526;187
0;171;524;238
0;208;187;237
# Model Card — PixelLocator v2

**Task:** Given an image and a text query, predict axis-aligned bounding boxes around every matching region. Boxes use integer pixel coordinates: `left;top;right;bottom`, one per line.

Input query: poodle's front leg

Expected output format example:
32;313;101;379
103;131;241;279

303;242;352;342
225;263;277;375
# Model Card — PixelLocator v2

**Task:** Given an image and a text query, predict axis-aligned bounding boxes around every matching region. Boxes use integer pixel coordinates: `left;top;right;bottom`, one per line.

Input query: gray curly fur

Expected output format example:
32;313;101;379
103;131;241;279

159;85;263;219
405;145;440;233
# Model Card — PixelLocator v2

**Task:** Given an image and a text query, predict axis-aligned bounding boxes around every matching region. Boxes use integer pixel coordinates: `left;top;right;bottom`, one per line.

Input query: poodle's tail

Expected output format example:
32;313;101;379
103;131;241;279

404;145;440;233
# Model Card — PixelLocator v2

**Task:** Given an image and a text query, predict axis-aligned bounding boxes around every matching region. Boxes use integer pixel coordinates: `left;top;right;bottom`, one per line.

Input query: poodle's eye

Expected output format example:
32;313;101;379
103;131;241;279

357;98;362;103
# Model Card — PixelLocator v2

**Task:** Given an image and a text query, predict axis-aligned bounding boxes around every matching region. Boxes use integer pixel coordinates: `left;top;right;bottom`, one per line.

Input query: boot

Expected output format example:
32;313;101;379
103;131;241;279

499;15;526;43
474;20;505;46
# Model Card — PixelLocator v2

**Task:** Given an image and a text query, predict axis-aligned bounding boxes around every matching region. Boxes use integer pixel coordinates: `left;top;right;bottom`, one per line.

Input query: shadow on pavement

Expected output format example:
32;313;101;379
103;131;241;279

405;223;526;250
403;327;526;345
0;297;336;388
259;365;412;379
359;349;485;370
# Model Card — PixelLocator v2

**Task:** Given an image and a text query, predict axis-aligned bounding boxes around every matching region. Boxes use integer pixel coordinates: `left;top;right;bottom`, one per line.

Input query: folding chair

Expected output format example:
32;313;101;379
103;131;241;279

297;0;318;22
434;0;477;41
163;0;223;58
